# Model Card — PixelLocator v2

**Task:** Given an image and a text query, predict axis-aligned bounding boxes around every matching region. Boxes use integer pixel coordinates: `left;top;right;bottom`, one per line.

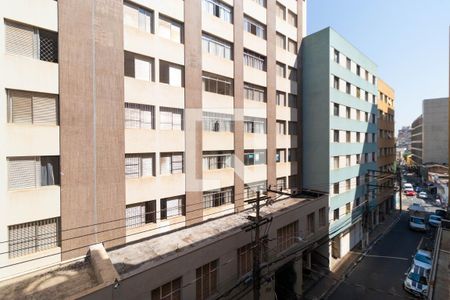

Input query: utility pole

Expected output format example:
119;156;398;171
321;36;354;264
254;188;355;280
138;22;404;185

252;191;261;300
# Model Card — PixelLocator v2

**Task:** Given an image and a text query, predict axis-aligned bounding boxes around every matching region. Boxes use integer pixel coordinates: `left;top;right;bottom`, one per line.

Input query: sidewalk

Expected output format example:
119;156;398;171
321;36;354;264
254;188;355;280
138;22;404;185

302;211;401;300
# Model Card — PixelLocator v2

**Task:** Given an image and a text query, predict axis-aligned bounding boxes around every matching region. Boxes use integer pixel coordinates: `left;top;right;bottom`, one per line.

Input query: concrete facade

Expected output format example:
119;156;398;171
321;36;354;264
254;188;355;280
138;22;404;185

411;115;423;165
422;98;449;165
302;27;378;269
0;1;312;294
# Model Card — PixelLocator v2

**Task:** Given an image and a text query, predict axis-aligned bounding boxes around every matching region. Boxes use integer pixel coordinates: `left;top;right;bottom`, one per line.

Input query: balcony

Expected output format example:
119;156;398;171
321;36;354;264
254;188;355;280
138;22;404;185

203;131;234;151
244;133;267;149
203;168;235;191
6;125;59;156
244;164;267;183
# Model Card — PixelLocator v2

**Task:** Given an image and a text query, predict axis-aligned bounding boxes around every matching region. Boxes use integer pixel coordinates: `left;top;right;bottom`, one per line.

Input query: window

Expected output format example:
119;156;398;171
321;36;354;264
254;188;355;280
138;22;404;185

5;20;58;63
160;153;183;175
244;16;266;39
356;110;361;121
276;2;286;20
125;201;156;228
124;51;154;81
244;149;266;165
288;148;297;162
125;154;154;178
203;186;234;208
333;183;339;194
288;175;298;189
333;156;339;169
331;236;340;258
288;121;298;135
356;87;361;98
7;90;58;125
202;33;232;59
244;49;266;71
287;11;297;27
244;117;266;134
288;94;297;108
276;91;286;106
202;0;232;23
365;112;369;122
276;149;286;163
365;70;369;81
333;76;339;89
8;217;60;258
244;181;267;200
161;196;185;219
356;132;360;142
355;197;361;207
123;2;153;33
333;208;339;220
203;151;233;170
277;221;298;252
8;156;59;190
364;153;369;163
346;179;351;190
365;91;369;101
276;32;286;49
346;82;351;94
251;0;266;7
288;67;297;81
125;103;154;129
238;243;255;276
276;62;286;78
372;94;376;104
203;111;233;132
372;152;376;162
346;203;351;214
276;177;287;190
202;72;233;96
196;261;219;300
307;212;315;235
356;64;361;76
287;39;297;54
356;154;361;164
346;155;351;167
333;103;339;116
151;278;181;300
158;15;183;43
159;60;184;87
372;75;376;85
276;121;286;135
346;57;351;69
160;107;183;130
319;207;326;227
333;130;339;142
333;49;339;63
244;83;266;102
346;107;351;118
346;131;351;143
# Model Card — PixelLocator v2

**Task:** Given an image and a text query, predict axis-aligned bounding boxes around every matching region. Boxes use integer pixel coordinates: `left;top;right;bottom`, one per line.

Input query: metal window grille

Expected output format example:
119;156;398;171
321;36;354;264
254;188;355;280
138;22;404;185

125;154;154;178
202;73;233;96
243;49;266;71
125;102;154;129
243;17;266;39
202;34;231;59
276;177;286;190
244;180;267;200
159;107;183;130
202;152;233;170
203;111;233;132
203;187;234;208
196;260;218;300
151;278;181;300
244;117;266;134
244;83;266;102
8;217;60;258
39;29;58;62
277;221;298;252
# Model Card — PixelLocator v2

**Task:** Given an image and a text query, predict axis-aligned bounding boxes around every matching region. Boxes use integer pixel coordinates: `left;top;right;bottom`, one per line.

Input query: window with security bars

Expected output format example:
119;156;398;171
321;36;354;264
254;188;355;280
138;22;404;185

123;2;154;33
243;49;266;71
125;154;154;178
277;221;298;252
5;20;58;63
196;260;218;300
203;151;233;170
203;111;233;132
160;196;185;219
243;16;266;39
244;116;266;134
124;103;154;129
160;107;183;130
7;90;58;125
202;72;233;96
160;153;183;175
151;277;181;300
244;180;266;200
203;186;234;208
8;156;60;190
276;177;287;190
8;217;60;258
125;200;156;229
202;0;232;23
244;83;266;102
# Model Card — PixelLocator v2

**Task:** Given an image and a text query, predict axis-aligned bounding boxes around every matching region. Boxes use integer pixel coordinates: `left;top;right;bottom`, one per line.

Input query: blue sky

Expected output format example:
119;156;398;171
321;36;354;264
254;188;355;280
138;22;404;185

307;0;450;133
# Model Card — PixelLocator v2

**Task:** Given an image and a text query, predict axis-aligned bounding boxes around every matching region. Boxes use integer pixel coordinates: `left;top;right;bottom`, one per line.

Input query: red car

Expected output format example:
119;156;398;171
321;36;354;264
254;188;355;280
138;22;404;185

405;190;416;197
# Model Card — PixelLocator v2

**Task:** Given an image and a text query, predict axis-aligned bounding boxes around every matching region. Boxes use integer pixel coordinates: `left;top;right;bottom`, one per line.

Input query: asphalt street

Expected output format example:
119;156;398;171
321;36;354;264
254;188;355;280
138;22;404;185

328;211;434;300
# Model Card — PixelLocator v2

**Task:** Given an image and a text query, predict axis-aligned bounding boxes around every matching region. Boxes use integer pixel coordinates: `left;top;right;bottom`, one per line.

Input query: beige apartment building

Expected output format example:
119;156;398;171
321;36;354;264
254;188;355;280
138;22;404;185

374;79;395;227
0;0;332;298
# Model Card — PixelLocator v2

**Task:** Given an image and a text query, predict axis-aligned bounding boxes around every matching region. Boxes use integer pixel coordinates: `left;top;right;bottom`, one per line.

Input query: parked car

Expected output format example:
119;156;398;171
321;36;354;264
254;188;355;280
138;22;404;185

405;190;416;197
428;215;442;227
413;250;432;270
418;191;428;199
404;183;413;190
404;265;429;297
435;209;447;218
415;186;421;192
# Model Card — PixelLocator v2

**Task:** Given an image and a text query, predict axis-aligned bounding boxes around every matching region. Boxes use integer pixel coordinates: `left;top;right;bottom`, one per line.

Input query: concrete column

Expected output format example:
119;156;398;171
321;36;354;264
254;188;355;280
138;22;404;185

293;258;303;296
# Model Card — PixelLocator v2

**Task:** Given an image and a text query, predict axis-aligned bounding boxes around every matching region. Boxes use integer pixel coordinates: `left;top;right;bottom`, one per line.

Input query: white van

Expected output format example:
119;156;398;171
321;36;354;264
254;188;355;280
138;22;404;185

404;183;413;190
